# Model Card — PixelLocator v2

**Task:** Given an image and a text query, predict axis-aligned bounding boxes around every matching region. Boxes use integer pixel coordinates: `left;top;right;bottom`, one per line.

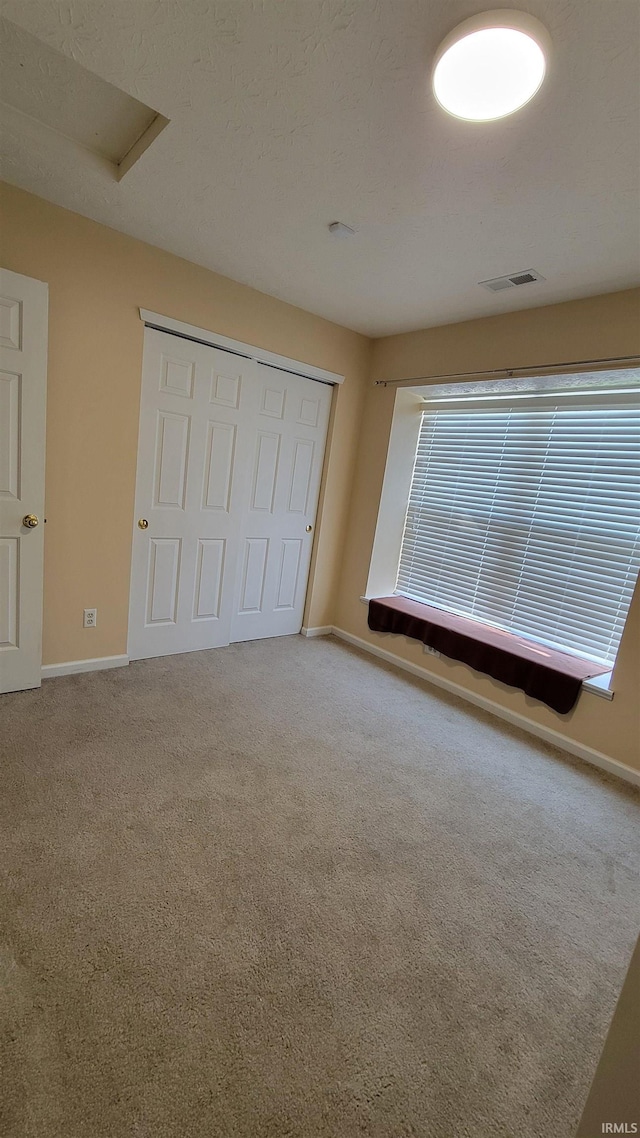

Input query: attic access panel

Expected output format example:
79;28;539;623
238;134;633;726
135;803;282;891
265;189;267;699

0;17;169;180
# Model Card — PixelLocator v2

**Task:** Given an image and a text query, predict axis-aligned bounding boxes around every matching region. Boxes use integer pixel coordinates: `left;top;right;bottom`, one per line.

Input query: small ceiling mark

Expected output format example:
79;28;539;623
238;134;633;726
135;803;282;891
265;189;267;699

328;221;356;238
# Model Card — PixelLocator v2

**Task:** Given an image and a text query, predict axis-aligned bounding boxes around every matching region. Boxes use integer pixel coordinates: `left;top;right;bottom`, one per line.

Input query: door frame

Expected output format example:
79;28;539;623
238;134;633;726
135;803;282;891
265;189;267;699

128;310;343;660
138;309;345;386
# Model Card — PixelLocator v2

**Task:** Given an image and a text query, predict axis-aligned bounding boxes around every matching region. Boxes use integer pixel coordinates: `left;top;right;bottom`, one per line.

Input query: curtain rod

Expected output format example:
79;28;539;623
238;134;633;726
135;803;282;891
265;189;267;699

373;354;640;387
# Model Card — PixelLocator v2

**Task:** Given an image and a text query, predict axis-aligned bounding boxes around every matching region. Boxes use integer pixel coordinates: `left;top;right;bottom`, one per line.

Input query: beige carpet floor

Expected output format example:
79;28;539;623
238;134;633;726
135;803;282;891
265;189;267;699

1;635;638;1138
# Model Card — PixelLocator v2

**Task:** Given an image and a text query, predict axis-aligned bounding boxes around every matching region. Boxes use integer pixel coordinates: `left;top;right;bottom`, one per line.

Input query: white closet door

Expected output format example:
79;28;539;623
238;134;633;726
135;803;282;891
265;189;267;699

229;364;332;643
129;331;333;660
0;268;48;694
128;329;257;660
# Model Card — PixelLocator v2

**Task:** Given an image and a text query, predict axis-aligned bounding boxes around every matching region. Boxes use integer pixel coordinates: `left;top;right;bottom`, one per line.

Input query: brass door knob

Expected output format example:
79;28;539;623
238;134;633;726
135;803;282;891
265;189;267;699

138;518;149;530
305;524;313;532
22;514;39;528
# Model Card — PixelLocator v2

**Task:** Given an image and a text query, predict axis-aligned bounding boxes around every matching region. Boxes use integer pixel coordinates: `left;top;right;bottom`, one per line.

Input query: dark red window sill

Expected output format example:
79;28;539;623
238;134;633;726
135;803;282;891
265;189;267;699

367;596;610;714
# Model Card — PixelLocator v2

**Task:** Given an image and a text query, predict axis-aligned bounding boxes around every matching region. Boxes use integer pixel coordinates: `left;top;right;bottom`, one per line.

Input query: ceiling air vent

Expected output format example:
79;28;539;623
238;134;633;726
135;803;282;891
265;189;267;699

480;269;546;292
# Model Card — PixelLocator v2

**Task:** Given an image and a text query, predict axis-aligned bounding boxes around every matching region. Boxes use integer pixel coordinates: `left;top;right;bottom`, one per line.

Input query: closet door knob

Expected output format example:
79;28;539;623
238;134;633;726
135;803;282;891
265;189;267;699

138;518;149;530
22;514;39;528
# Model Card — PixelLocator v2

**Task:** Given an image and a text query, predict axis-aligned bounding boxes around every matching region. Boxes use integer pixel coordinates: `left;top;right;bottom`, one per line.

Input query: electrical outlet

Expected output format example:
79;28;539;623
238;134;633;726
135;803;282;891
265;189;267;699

423;643;440;657
83;608;97;629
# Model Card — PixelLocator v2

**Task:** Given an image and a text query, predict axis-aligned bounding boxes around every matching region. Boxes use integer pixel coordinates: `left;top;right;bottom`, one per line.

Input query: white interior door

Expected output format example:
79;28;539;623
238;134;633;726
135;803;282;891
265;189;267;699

129;330;332;661
0;268;48;694
229;363;332;642
128;329;258;660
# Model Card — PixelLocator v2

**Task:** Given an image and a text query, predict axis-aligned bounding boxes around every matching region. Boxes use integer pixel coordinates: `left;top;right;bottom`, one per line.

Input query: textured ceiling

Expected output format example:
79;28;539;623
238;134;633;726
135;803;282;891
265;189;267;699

0;0;638;336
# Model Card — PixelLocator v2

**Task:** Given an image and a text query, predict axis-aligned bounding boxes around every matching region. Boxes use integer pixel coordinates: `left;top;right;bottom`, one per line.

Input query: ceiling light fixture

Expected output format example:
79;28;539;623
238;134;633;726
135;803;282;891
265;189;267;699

432;10;550;121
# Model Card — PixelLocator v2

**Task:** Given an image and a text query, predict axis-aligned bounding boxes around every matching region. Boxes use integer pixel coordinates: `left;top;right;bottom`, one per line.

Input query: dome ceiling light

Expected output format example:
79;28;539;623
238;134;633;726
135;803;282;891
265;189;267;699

432;10;550;121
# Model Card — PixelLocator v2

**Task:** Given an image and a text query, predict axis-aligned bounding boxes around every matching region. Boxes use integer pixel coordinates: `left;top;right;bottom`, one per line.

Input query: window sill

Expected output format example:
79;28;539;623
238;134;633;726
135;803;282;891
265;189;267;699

363;595;612;714
582;671;614;700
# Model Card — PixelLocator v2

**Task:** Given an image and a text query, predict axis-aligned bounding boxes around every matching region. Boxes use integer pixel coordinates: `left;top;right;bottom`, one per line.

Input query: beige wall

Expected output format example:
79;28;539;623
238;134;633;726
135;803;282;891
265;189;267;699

0;182;370;664
335;290;640;772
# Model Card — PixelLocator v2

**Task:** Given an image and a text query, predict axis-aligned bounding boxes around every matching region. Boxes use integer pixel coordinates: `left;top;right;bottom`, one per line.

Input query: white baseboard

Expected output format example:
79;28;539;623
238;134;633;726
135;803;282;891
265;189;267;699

41;654;130;679
300;625;333;638
331;627;640;789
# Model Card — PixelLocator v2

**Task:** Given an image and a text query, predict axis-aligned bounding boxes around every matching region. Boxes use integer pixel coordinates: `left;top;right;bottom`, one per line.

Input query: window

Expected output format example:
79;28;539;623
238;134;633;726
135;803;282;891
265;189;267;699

396;390;640;667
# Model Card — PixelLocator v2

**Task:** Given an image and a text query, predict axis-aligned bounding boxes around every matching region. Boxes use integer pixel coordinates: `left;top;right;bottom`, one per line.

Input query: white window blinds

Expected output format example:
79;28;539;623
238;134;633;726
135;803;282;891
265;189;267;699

396;399;640;666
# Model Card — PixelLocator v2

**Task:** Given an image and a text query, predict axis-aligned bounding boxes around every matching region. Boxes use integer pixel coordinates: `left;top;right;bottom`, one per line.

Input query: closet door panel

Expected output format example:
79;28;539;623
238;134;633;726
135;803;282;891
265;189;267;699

229;365;332;642
128;329;255;660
